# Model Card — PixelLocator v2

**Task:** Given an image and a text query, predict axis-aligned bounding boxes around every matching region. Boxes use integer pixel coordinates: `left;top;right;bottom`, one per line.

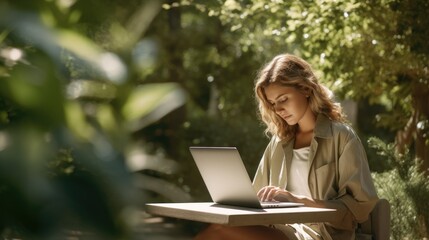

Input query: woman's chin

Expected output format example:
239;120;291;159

284;118;297;125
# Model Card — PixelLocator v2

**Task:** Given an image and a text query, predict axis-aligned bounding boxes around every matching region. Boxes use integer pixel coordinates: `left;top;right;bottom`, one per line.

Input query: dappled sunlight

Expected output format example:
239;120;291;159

64;101;95;141
122;83;186;131
132;39;159;77
58;30;128;83
0;47;24;65
98;52;127;84
126;143;179;174
0;131;9;152
66;80;117;100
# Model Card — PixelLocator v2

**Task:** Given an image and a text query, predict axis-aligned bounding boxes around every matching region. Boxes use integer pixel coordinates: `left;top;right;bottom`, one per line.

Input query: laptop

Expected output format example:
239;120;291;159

189;146;304;209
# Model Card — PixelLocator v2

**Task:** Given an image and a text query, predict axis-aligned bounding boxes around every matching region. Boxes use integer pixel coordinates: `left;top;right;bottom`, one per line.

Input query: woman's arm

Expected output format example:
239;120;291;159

257;186;354;230
257;186;341;208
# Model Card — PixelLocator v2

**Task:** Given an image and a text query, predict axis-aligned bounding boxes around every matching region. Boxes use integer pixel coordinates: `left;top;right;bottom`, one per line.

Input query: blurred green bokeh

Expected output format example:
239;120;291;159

0;0;188;239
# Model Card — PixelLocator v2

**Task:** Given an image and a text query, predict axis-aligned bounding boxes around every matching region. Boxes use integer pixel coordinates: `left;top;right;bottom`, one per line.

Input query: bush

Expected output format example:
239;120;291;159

369;137;429;239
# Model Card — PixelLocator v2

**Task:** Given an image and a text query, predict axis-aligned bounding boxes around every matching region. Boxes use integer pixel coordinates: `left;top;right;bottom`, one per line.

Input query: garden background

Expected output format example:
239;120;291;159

0;0;428;239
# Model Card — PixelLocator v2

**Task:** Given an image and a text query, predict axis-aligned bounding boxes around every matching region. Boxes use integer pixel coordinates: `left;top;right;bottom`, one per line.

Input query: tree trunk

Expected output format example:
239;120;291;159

395;80;429;175
413;81;429;174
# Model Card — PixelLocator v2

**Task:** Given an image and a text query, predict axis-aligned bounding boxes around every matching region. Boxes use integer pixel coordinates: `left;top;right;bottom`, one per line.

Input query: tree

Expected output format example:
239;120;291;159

186;0;429;237
141;0;271;178
199;0;429;172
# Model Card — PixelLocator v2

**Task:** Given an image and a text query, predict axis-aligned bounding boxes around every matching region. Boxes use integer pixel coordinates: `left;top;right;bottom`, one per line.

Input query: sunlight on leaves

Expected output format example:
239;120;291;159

65;101;95;141
122;83;186;130
96;104;119;135
67;80;117;100
57;31;127;83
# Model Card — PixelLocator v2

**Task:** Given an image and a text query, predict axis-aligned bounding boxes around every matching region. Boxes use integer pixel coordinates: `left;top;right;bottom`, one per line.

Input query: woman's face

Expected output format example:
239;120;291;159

264;83;310;126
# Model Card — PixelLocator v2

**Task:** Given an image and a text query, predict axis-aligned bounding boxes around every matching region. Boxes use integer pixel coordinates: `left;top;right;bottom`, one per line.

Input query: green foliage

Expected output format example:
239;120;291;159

1;0;428;238
0;0;188;239
369;137;429;239
194;0;429;134
372;170;419;239
138;1;272;202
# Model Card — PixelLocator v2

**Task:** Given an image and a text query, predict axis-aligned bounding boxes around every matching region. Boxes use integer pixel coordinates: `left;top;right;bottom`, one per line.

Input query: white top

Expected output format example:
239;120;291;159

287;146;312;198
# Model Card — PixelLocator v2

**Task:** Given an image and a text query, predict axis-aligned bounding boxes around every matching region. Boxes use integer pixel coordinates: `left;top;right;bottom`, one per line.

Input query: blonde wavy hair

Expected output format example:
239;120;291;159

255;53;346;141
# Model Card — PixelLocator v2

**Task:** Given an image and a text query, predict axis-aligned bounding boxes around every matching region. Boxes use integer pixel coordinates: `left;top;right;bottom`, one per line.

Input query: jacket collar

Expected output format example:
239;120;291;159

313;114;333;139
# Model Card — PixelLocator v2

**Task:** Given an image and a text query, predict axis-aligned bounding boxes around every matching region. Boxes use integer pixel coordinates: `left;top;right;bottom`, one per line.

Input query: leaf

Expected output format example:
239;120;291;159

0;7;127;84
122;83;186;130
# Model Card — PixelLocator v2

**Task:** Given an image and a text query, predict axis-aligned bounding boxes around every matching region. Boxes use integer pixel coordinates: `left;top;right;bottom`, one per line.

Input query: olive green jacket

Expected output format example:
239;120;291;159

252;114;378;240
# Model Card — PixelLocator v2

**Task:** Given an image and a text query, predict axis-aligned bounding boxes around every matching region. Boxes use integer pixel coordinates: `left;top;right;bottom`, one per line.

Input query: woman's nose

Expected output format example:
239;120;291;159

274;104;283;112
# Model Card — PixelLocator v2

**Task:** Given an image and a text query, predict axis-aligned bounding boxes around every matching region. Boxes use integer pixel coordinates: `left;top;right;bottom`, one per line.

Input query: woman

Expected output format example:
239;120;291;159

194;53;378;240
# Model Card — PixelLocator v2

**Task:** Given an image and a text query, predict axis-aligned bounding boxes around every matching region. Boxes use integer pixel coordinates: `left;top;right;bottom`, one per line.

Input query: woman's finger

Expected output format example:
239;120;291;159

266;187;280;201
257;187;268;200
257;186;274;201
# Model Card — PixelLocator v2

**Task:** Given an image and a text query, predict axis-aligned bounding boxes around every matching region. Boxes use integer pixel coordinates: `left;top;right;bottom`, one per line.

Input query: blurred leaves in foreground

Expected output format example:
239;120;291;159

0;0;188;239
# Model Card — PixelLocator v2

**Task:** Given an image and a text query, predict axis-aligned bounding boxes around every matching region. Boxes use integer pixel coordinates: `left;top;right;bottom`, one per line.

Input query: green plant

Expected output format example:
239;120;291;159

0;1;188;239
369;137;429;239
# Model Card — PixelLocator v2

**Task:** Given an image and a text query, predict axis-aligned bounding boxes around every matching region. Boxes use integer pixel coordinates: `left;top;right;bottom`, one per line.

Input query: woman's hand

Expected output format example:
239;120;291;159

257;186;332;208
257;186;296;202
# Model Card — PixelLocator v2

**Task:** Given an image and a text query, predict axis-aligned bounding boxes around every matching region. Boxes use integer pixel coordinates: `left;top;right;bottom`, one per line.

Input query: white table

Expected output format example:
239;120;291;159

145;202;338;226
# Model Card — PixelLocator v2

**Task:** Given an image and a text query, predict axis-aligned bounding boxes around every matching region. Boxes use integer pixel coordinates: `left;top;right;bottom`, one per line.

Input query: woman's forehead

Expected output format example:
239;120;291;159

264;84;297;100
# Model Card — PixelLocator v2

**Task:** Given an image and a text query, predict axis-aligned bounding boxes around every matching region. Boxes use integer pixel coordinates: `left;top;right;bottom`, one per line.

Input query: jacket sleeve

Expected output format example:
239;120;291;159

335;131;379;227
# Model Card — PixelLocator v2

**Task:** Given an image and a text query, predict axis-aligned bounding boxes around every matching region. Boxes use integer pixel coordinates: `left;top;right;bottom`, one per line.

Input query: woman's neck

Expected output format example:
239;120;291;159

294;112;316;149
297;111;316;134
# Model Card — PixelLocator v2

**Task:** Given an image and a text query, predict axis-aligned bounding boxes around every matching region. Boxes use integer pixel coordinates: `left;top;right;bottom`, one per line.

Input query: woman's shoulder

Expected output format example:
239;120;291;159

316;114;356;139
330;120;359;140
331;120;353;132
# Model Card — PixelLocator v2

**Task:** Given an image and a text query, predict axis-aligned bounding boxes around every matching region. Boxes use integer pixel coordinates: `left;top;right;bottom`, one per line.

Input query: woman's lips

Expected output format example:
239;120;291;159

281;114;292;120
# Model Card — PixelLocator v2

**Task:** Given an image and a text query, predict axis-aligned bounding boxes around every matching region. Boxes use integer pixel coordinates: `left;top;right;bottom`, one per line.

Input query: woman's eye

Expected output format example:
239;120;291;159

279;98;288;103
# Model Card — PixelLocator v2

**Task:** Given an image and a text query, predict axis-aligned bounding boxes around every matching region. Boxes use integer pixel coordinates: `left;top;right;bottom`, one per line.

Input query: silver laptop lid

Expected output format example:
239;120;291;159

189;146;263;208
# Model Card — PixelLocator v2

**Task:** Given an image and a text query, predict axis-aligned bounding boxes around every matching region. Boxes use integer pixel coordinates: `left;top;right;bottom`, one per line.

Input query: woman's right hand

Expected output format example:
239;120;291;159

257;186;295;202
